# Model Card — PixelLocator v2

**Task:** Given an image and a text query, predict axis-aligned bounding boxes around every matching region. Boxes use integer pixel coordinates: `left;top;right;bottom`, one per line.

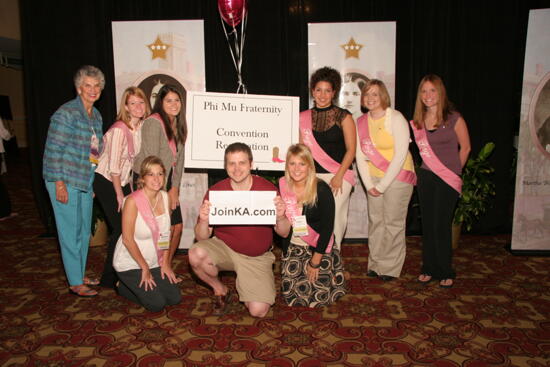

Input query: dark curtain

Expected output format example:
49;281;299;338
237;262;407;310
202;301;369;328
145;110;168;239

20;0;549;233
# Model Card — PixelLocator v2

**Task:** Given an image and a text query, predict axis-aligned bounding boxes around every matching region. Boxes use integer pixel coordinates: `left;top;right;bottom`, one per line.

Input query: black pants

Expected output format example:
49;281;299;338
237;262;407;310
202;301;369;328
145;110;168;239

0;177;11;218
93;173;131;288
416;168;459;279
0;153;11;218
117;267;181;312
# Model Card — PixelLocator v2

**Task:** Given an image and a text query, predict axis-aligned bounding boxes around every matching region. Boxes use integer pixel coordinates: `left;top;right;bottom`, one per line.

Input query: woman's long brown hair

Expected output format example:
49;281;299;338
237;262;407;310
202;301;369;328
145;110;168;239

412;74;453;129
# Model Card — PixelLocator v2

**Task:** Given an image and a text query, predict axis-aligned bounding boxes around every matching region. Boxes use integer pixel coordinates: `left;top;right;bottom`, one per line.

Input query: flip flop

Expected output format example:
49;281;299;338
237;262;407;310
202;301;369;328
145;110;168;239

418;274;433;284
83;277;100;286
69;285;98;297
439;279;454;288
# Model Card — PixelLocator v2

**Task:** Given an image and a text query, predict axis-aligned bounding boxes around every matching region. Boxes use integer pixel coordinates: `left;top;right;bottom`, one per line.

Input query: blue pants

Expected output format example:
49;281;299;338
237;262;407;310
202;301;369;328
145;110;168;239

45;181;93;286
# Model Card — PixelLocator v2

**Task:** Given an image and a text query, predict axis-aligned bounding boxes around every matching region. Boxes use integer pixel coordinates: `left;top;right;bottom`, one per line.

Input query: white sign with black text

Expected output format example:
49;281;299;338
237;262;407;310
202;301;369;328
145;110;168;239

185;91;300;171
209;191;277;225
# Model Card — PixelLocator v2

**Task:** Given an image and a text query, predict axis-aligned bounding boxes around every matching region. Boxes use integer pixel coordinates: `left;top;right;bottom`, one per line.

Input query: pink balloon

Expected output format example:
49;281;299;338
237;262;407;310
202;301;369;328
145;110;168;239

218;0;247;27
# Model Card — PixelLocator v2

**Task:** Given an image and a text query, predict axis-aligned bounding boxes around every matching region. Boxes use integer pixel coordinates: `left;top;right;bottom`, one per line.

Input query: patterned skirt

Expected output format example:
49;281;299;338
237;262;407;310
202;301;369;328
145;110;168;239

281;240;346;308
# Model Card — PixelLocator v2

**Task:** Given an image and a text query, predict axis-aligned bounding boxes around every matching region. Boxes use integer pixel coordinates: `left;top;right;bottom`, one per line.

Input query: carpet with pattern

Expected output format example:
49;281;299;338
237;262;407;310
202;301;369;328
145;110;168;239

0;155;549;366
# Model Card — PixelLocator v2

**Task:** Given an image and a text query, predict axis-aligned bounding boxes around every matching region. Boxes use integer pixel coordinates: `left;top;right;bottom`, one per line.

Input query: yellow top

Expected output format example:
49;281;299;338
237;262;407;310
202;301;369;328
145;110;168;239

367;116;414;178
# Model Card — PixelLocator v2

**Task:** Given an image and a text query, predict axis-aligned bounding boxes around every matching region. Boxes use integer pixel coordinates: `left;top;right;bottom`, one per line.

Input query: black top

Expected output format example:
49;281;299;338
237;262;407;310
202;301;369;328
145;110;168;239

282;179;335;255
311;105;350;173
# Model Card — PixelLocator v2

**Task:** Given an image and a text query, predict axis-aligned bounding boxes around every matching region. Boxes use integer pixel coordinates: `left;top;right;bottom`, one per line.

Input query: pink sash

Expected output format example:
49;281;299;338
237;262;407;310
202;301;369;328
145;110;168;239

279;177;334;253
110;121;136;191
299;110;356;186
410;121;462;194
130;189;165;264
110;120;135;158
150;113;177;166
357;113;417;185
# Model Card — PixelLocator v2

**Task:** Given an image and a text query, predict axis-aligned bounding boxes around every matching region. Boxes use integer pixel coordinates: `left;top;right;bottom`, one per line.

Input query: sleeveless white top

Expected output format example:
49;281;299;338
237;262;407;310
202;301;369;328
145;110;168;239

113;191;170;272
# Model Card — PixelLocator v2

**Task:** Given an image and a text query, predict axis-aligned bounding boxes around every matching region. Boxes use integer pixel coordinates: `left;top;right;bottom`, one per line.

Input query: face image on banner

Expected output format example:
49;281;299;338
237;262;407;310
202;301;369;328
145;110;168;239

308;21;396;239
340;71;369;121
136;72;187;110
530;75;550;159
512;8;550;251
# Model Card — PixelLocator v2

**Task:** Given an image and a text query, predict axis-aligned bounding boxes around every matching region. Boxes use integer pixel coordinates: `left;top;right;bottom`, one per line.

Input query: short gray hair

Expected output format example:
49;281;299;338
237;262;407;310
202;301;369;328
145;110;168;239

74;65;105;90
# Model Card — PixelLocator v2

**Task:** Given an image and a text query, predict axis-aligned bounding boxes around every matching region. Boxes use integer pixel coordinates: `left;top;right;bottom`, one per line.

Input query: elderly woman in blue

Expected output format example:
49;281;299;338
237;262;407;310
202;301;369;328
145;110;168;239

43;65;105;297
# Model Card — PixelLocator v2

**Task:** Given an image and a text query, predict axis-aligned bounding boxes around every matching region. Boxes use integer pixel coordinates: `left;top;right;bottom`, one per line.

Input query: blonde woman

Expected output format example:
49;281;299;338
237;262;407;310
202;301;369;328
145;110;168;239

113;156;181;311
94;86;150;288
355;79;416;281
279;144;346;307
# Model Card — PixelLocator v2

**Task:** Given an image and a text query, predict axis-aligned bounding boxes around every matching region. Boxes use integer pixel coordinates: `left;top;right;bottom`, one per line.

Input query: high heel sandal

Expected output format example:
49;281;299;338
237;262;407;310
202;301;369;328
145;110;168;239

83;276;100;286
69;285;98;297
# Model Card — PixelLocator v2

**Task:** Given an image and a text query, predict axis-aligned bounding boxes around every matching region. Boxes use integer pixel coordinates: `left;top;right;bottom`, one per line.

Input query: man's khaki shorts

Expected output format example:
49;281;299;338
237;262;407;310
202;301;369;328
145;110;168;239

191;237;276;304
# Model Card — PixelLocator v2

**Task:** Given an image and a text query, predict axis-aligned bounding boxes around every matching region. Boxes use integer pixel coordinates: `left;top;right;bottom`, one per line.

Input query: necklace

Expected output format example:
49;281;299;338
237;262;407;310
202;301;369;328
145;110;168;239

424;113;438;130
294;188;304;203
148;193;160;214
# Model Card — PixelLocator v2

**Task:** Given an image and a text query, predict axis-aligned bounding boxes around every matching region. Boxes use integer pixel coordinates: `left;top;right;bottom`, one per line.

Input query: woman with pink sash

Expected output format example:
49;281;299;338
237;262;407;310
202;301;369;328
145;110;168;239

113;156;181;311
94;87;150;288
299;67;357;252
133;85;187;280
355;79;416;281
279;144;346;308
411;75;471;288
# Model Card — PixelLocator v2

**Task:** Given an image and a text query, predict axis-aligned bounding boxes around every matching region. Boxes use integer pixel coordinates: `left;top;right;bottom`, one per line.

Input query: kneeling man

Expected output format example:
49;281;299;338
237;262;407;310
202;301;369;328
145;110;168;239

189;142;290;317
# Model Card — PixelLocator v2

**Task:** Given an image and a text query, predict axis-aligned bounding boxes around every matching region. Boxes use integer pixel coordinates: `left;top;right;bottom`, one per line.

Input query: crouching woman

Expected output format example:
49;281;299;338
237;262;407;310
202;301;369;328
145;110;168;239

113;156;181;311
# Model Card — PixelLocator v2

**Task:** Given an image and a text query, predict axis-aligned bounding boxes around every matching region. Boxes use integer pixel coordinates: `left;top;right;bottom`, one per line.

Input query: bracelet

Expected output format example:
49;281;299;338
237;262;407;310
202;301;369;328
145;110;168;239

308;260;321;269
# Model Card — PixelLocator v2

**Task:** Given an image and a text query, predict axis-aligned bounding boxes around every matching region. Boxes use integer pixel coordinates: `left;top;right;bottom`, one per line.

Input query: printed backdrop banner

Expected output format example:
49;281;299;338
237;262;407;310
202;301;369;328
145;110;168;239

112;20;207;249
308;21;396;239
512;9;550;252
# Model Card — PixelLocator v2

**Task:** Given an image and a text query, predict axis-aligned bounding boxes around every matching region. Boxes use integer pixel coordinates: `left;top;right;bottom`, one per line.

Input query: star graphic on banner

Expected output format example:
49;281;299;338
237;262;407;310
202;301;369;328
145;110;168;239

341;37;363;59
147;36;170;60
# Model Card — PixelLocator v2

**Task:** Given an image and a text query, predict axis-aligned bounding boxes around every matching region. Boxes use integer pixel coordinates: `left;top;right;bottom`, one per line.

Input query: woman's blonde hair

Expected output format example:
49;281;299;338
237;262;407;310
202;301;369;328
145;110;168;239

137;156;166;189
413;74;453;129
284;144;318;206
116;86;151;128
361;79;391;110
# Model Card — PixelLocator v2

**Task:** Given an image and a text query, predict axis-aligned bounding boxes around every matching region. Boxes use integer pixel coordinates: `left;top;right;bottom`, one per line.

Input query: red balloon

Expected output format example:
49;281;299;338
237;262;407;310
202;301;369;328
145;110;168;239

218;0;247;27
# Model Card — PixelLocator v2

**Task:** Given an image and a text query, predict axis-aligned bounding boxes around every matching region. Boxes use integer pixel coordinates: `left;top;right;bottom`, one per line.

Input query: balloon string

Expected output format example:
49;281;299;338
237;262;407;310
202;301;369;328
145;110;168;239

219;6;247;94
237;10;247;93
220;14;239;76
233;26;240;59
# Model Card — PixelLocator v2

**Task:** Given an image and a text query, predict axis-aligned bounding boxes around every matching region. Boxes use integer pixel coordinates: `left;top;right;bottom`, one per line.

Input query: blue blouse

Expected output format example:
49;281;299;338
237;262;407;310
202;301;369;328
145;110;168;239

43;96;103;191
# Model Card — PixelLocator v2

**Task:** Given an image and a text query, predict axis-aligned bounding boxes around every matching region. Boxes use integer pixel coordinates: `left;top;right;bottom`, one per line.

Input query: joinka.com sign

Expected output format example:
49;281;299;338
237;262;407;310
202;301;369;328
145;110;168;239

208;191;277;225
